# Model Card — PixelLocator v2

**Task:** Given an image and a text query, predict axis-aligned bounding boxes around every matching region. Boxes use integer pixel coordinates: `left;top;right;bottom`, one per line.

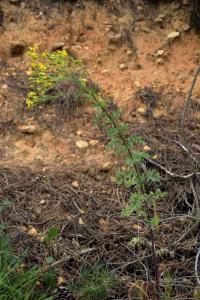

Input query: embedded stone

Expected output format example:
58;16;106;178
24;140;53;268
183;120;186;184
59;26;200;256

76;140;89;149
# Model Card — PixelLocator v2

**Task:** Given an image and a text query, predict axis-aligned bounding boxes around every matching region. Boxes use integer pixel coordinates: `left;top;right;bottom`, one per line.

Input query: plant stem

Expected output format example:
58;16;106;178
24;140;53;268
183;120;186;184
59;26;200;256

89;90;160;298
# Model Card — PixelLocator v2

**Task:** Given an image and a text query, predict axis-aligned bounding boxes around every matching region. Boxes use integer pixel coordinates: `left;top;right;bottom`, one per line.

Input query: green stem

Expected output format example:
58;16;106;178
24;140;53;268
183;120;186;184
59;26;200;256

87;89;160;298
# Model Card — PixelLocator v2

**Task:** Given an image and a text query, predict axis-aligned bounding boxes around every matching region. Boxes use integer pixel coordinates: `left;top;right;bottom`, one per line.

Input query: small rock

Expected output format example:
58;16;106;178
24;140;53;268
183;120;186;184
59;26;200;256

57;277;65;285
102;69;108;74
126;50;133;56
79;217;84;225
134;80;141;88
156;49;165;56
10;41;27;57
101;161;113;171
28;227;38;236
51;42;65;52
143;145;151;152
72;181;79;188
119;63;127;71
2;84;8;89
89;140;98;146
76;130;82;136
108;34;122;44
39;199;46;206
154;108;167;118
166;31;180;41
136;106;146;115
18;125;37;134
76;140;89;149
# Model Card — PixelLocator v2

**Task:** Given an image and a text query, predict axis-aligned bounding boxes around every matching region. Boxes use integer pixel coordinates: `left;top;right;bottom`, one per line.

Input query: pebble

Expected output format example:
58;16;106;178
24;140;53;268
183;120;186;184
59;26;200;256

136;106;146;115
76;140;89;149
127;50;133;56
156;49;165;56
2;84;8;89
166;31;180;41
51;42;65;52
134;80;141;88
39;199;46;205
72;181;79;188
143;145;151;152
89;140;98;146
18;125;37;134
119;63;127;71
76;130;82;136
28;227;38;236
101;161;113;171
102;69;108;74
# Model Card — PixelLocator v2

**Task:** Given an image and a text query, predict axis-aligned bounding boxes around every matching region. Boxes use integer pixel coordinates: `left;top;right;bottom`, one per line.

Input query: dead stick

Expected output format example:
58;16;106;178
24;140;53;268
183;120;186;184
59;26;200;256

180;65;200;134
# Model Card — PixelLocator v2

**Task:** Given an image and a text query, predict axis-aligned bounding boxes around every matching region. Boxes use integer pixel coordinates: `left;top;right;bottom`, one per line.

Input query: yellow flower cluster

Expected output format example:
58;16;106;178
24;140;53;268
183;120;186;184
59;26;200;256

57;50;68;58
26;45;84;109
26;92;39;108
31;62;47;72
27;45;39;60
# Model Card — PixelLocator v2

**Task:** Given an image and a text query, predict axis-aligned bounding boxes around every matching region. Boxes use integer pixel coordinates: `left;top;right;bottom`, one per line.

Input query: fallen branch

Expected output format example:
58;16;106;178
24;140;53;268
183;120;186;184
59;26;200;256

42;247;96;272
179;65;200;134
145;157;200;179
195;246;200;285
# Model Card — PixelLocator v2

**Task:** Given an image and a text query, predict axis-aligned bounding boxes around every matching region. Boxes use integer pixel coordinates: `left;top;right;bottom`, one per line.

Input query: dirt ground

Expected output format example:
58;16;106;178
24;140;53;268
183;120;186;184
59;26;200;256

1;0;200;299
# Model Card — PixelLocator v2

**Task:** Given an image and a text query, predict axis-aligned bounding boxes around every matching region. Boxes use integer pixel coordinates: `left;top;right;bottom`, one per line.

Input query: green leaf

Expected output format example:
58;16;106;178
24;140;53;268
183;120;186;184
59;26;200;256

0;223;6;230
151;189;167;199
125;151;149;165
116;169;141;188
0;199;12;207
127;237;146;248
145;170;160;182
46;256;55;264
43;227;60;244
122;193;148;216
150;215;160;229
0;199;12;212
43;270;57;288
127;135;145;146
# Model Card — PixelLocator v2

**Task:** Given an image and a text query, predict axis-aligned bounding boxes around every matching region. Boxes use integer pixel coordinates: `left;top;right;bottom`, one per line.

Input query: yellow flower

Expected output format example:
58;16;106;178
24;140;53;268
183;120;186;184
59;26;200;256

37;63;47;71
42;51;48;58
26;92;39;108
57;50;68;57
31;63;37;68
